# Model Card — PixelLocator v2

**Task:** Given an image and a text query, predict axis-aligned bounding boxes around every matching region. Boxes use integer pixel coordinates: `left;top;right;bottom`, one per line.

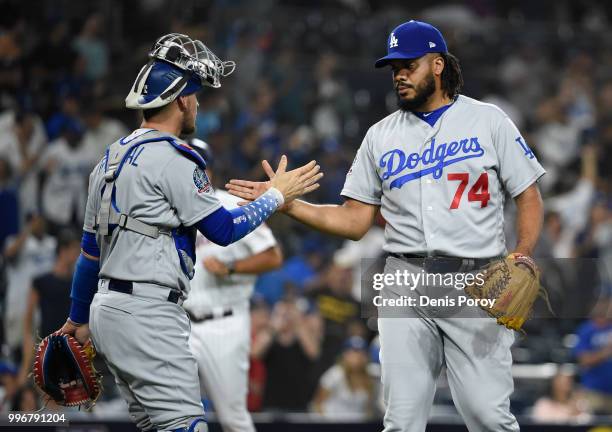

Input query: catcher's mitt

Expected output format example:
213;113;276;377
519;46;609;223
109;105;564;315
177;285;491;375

32;332;101;408
465;253;551;332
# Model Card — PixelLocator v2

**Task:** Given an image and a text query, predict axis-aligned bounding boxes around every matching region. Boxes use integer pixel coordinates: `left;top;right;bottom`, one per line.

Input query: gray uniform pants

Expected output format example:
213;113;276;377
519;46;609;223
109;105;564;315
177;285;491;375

378;256;519;432
89;280;205;431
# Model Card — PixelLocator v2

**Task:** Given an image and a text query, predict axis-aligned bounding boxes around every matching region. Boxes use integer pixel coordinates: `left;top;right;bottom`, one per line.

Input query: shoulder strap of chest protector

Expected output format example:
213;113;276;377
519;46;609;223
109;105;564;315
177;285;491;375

96;129;207;238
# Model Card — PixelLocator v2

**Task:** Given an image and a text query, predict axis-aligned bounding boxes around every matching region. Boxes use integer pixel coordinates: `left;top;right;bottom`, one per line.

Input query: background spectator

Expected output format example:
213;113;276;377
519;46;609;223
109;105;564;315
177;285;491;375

532;369;591;423
39;119;89;233
0;109;47;221
10;384;40;412
306;263;369;382
72;13;109;82
0;158;19;250
252;294;322;412
2;213;56;362
247;298;270;412
0;361;18;413
573;299;612;415
80;103;128;164
311;336;379;420
17;229;80;386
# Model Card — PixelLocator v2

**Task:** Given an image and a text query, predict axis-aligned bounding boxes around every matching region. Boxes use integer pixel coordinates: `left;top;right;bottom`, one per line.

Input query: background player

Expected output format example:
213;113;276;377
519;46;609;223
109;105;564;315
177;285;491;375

227;20;545;431
56;33;322;432
185;139;282;432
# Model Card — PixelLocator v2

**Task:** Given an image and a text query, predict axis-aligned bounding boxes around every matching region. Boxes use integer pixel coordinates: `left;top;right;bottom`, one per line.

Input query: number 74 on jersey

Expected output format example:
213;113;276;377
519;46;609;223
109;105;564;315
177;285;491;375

447;172;490;209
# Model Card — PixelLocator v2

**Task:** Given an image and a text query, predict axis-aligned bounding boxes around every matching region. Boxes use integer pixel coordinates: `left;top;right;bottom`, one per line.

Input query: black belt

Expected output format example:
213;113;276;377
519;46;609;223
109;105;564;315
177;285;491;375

108;279;182;304
187;309;233;323
388;253;497;273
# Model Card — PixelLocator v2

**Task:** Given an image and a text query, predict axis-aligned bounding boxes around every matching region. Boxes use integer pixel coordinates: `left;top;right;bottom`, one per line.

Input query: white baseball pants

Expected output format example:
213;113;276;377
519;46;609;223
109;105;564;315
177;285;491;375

188;305;255;432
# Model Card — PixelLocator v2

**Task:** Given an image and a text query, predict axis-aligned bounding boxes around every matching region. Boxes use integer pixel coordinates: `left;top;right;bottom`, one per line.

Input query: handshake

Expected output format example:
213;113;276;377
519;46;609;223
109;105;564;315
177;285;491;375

226;155;323;209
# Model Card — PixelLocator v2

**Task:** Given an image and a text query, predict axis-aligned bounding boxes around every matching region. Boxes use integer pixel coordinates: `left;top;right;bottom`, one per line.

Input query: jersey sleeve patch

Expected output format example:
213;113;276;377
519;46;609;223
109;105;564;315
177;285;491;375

193;167;212;194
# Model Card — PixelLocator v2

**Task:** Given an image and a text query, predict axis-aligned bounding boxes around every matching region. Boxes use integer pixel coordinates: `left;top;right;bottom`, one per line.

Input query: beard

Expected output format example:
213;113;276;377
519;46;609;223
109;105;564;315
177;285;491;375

396;72;436;112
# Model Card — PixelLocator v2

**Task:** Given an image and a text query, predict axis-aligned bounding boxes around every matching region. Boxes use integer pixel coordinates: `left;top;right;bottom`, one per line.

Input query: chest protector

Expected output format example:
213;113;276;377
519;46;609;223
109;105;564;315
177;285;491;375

96;129;208;279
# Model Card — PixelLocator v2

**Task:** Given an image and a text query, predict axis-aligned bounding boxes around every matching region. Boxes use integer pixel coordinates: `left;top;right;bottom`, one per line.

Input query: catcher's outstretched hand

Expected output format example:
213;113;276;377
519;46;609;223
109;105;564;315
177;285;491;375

226;156;323;208
226;178;269;202
226;159;276;202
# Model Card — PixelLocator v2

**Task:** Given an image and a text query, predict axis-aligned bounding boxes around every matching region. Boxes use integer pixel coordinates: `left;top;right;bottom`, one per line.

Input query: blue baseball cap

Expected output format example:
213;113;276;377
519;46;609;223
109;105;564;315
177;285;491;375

375;20;448;68
343;336;368;352
0;360;17;376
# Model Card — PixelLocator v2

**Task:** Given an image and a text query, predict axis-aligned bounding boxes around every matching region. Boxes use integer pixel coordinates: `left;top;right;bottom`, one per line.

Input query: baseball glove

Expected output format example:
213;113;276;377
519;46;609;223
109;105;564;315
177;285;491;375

32;332;101;408
465;253;551;332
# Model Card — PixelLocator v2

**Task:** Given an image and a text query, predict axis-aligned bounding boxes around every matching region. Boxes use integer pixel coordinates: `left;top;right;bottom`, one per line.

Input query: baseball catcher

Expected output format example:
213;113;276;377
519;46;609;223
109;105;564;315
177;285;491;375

48;32;321;432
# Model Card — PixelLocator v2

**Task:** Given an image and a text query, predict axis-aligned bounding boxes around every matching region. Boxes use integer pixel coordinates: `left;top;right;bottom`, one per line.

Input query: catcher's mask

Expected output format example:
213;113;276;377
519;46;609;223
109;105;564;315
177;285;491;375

125;33;235;109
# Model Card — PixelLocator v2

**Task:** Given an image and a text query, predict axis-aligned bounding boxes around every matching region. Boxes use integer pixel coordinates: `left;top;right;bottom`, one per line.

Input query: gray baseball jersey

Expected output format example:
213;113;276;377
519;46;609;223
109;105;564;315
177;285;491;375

83;128;221;293
341;95;545;258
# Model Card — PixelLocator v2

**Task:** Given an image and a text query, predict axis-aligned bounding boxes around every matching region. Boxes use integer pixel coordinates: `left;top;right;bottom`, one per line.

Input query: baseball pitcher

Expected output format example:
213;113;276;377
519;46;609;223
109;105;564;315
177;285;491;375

227;21;545;432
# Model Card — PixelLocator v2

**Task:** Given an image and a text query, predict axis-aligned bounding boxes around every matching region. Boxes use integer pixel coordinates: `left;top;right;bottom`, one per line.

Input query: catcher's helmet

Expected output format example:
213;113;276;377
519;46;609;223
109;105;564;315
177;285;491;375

125;33;235;109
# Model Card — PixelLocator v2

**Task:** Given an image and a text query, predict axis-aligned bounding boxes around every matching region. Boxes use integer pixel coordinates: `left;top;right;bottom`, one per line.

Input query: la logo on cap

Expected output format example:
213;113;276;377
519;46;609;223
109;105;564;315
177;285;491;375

389;33;398;48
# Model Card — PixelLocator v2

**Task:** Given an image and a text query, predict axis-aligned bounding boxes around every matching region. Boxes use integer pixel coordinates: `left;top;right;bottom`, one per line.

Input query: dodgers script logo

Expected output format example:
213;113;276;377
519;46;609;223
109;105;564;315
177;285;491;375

380;137;484;189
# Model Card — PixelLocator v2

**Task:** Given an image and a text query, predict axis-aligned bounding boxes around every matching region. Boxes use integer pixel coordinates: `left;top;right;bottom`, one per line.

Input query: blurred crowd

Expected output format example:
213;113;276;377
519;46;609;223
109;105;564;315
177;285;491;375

0;0;611;424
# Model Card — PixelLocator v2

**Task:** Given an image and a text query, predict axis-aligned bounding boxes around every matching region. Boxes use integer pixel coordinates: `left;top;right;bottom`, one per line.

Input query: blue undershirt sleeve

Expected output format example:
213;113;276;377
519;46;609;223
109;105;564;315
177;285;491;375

196;188;283;246
81;231;100;257
69;231;101;324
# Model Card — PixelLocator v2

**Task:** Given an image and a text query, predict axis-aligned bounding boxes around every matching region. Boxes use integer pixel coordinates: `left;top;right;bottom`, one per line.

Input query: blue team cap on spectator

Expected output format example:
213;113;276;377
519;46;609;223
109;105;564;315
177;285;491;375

0;360;18;376
61;117;85;136
375;20;448;68
343;336;368;352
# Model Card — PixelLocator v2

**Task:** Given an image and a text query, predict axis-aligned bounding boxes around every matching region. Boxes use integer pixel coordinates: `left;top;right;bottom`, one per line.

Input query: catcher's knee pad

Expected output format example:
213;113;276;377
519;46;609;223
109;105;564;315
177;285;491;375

168;418;207;432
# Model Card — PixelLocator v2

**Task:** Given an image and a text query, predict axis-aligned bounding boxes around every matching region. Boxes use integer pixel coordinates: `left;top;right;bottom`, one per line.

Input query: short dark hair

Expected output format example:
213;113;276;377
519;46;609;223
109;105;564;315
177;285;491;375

56;229;80;254
440;52;463;99
142;104;168;121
